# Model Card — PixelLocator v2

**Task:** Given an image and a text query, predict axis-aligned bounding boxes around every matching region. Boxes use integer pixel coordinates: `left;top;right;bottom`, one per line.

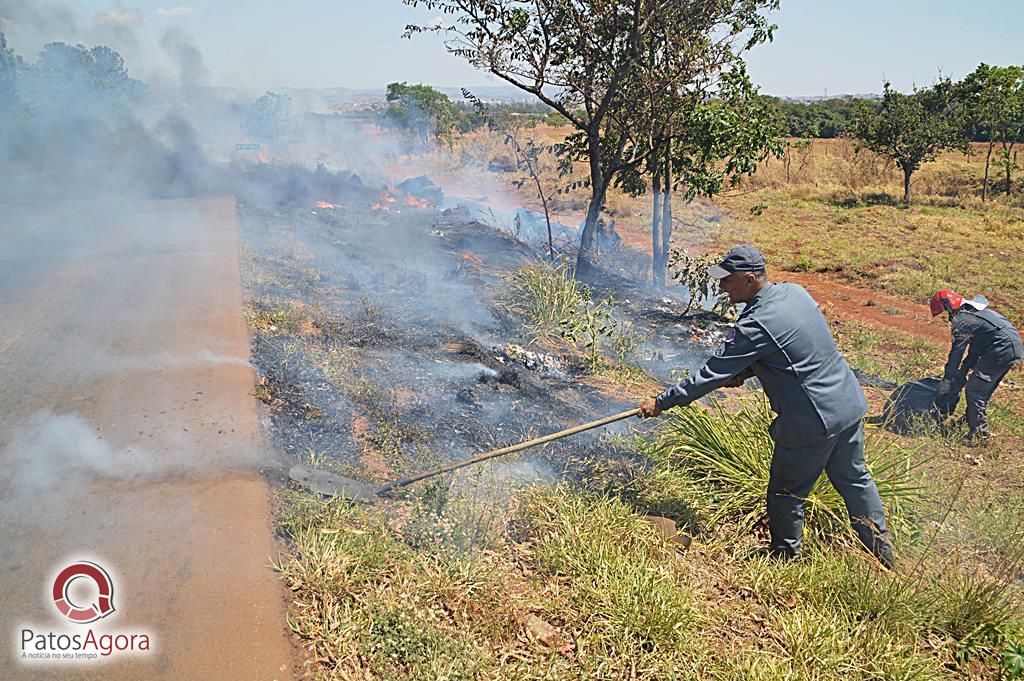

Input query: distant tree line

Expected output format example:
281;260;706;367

853;64;1024;205
766;97;871;138
0;32;148;168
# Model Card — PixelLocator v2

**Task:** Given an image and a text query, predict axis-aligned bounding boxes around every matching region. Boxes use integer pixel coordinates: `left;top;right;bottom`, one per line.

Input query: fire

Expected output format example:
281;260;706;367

315;201;343;209
404;195;432;209
368;189;431;211
460;252;484;267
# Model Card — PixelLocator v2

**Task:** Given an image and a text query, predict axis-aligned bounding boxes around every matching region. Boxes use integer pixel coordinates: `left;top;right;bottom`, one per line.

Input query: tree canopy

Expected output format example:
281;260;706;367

404;0;778;273
383;82;461;147
0;34;147;168
961;64;1024;198
244;91;293;143
854;80;968;207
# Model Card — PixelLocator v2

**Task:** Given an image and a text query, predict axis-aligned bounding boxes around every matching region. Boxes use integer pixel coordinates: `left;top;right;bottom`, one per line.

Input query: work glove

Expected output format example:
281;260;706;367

936;379;953;396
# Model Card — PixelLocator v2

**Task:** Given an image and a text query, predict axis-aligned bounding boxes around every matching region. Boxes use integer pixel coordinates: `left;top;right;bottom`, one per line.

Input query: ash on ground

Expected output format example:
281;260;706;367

237;166;727;491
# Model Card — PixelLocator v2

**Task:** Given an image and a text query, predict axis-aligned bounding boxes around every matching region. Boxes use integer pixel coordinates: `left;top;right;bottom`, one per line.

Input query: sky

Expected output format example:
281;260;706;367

1;0;1023;96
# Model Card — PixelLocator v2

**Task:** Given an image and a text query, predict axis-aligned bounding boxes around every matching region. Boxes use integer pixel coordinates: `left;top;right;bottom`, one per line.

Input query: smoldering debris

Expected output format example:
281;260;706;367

237;166;727;490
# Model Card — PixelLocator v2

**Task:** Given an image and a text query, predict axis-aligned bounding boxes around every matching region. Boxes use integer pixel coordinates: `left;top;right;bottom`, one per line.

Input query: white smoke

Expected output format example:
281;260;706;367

1;410;174;497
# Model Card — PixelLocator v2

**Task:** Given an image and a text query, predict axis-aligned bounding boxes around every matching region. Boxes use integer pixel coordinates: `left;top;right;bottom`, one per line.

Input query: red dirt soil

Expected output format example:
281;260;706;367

775;271;950;345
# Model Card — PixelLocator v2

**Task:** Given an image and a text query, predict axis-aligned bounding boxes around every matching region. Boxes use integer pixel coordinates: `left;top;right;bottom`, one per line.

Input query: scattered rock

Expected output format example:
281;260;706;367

523;613;562;648
644;515;692;550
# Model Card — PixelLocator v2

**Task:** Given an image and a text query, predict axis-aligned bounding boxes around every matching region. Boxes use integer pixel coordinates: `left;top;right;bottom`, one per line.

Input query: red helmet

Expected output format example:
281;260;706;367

930;290;964;317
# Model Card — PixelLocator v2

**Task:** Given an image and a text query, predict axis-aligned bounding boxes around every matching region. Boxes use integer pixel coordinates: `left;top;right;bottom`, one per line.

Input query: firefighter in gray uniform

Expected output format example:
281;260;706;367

931;290;1023;442
639;245;893;566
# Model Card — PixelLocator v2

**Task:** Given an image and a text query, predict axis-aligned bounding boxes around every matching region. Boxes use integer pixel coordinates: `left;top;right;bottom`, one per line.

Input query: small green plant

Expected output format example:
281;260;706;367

1003;640;1024;679
559;296;618;372
667;250;736;316
608;319;647;362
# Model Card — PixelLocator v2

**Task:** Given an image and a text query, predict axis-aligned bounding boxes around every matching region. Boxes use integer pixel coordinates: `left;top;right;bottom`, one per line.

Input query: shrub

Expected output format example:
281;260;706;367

495;260;590;346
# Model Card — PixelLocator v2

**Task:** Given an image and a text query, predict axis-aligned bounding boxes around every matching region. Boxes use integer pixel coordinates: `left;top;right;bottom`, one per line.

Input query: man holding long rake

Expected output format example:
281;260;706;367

639;245;894;568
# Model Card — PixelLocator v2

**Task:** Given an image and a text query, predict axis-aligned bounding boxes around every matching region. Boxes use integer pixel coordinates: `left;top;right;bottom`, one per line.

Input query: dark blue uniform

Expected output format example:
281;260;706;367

657;282;891;561
943;306;1023;439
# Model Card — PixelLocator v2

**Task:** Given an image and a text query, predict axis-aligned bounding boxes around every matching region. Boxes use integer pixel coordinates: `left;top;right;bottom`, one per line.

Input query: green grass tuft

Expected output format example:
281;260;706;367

645;393;923;541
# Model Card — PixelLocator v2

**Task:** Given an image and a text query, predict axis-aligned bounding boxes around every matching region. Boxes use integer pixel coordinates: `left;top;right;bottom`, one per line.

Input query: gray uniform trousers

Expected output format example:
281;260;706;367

963;359;1016;438
768;420;890;560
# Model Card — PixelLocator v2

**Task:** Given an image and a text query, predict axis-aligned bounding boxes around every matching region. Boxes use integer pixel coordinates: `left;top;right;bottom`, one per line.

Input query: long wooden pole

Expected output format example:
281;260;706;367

376;408;641;495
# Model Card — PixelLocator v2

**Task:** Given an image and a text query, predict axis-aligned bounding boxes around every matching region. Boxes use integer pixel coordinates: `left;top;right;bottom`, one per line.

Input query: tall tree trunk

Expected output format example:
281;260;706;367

651;169;663;288
902;166;913;207
983;140;994;201
658;143;673;289
1004;142;1015;195
575;131;604;275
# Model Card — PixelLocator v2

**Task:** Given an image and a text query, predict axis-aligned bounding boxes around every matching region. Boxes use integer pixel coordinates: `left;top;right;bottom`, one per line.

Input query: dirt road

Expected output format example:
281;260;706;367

0;197;294;679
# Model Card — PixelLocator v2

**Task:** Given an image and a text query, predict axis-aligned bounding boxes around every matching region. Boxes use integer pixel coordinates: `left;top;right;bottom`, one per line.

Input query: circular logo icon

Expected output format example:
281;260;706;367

52;561;116;624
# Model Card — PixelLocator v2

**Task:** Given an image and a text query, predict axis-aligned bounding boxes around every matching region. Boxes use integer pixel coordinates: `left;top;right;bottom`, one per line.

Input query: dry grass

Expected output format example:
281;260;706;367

435;129;1024;326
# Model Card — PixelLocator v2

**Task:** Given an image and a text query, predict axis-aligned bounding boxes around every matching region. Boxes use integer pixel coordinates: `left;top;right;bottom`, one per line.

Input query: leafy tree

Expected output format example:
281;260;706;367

404;0;777;274
0;32;15;151
854;80;968;207
16;41;146;118
961;64;1024;199
244;91;292;143
0;32;14;105
384;82;460;147
616;65;781;287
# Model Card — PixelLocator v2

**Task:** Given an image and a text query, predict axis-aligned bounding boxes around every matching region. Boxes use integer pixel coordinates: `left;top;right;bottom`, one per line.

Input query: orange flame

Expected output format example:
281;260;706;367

404;195;432;209
315;201;343;209
460;252;484;267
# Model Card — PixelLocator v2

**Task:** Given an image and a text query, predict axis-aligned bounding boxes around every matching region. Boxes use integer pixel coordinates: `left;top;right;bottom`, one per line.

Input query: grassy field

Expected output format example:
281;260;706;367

271;128;1024;679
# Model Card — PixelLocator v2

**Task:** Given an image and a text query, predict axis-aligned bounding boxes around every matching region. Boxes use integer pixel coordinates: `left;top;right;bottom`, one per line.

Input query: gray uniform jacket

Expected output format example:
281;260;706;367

656;282;867;447
943;307;1024;381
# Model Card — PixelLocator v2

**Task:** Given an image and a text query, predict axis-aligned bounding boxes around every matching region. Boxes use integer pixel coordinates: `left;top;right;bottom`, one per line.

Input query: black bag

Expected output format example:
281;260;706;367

874;377;959;434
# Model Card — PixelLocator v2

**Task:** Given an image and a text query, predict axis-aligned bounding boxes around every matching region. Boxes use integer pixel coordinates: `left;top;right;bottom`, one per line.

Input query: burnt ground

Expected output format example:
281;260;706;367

235;166;729;489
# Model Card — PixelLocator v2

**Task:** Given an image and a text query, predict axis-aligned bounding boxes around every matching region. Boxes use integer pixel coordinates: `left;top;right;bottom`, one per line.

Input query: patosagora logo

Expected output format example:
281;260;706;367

17;559;152;664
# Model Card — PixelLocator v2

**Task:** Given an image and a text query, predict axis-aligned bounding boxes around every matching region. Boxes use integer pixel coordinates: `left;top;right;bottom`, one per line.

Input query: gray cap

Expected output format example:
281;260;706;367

708;245;766;279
